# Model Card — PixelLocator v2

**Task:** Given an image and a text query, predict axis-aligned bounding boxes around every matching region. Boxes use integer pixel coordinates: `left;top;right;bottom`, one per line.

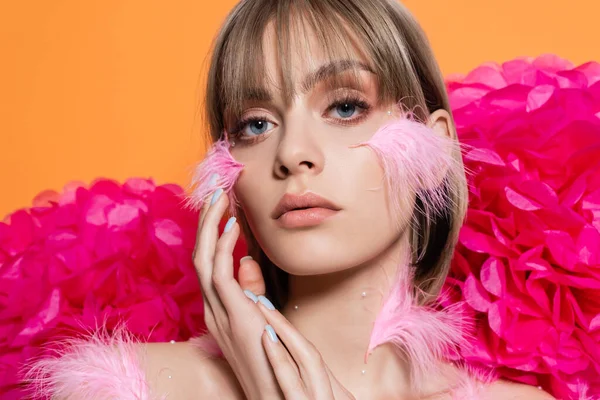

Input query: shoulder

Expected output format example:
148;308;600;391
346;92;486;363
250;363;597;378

482;379;555;400
143;340;243;399
24;330;242;399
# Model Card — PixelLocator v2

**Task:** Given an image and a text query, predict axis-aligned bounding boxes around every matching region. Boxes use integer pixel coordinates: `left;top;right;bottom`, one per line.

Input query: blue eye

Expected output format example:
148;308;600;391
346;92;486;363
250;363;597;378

335;102;357;118
247;119;271;135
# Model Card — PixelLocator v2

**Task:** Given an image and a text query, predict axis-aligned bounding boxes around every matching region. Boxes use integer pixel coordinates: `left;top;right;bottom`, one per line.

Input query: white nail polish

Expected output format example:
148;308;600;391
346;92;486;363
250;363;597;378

224;217;236;233
265;325;278;343
244;290;259;303
258;296;276;310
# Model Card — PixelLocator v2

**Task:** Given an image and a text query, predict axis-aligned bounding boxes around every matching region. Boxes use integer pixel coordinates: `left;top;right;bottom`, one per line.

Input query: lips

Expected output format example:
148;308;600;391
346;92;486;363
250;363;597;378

271;192;342;222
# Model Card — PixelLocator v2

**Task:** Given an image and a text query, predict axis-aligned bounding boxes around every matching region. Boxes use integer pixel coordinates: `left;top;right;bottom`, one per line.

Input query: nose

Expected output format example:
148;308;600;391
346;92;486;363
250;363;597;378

273;118;325;179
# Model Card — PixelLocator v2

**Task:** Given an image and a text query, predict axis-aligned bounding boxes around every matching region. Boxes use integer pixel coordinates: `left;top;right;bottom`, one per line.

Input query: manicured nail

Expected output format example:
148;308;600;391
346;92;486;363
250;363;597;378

210;188;223;205
265;324;278;343
240;256;253;262
258;295;275;311
208;173;219;187
244;290;258;303
224;217;236;233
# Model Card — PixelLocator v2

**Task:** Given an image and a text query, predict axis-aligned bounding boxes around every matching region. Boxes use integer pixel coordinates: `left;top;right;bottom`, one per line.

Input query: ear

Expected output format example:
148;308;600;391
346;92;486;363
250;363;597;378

418;108;458;192
427;109;455;141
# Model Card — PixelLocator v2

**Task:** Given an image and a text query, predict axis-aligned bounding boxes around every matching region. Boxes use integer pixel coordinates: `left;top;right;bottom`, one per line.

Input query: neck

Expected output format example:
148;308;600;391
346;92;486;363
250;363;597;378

282;231;422;399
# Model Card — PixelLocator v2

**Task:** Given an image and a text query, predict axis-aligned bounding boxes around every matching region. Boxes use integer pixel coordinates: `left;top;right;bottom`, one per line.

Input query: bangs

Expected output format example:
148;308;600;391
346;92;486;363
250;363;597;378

207;0;428;141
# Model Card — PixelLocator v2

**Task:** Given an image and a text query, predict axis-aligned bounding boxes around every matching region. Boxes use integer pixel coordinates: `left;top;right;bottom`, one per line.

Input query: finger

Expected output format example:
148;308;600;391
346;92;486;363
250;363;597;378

212;217;254;311
257;299;334;400
191;198;209;264
238;257;267;297
193;186;229;308
199;173;220;229
262;325;306;400
194;187;227;286
191;172;221;273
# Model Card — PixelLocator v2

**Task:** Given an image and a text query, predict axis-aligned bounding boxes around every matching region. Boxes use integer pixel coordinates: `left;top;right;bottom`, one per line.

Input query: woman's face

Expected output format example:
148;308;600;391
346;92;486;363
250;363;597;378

229;22;410;276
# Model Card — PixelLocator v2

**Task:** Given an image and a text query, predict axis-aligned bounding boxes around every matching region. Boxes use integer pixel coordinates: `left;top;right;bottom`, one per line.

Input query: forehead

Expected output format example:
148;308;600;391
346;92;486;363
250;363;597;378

260;18;371;91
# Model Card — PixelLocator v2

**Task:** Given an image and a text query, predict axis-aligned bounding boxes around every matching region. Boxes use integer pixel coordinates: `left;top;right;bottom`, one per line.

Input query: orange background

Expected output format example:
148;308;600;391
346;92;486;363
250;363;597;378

1;0;598;219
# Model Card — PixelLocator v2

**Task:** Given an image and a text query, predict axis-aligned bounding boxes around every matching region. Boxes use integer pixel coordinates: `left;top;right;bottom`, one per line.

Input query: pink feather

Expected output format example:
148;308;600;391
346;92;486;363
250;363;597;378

367;261;472;393
350;115;465;231
185;134;244;216
23;324;163;400
449;363;498;400
188;332;223;358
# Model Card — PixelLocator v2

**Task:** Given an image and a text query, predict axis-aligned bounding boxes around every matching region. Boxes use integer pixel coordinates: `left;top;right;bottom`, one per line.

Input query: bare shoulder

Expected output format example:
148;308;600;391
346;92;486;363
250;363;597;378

483;379;555;400
142;340;243;399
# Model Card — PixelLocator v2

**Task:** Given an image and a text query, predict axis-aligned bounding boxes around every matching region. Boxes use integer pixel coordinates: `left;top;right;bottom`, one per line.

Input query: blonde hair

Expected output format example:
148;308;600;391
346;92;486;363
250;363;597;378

201;0;468;305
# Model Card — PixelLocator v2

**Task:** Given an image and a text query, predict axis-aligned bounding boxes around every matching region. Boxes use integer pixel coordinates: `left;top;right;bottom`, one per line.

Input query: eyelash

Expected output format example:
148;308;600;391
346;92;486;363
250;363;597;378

228;95;372;145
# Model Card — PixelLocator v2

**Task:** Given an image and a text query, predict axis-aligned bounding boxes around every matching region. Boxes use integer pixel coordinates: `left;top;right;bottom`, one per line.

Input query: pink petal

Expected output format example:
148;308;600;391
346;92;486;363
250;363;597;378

488;301;509;338
153;219;183;247
576;225;600;265
545;230;579;271
464;148;506;166
526;85;555;112
464;274;492;312
480;257;506;297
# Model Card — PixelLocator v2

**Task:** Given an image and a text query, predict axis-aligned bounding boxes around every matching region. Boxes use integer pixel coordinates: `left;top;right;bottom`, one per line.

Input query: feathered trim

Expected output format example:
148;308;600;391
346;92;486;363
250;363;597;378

23;324;163;400
349;115;465;233
366;263;473;393
185;134;244;216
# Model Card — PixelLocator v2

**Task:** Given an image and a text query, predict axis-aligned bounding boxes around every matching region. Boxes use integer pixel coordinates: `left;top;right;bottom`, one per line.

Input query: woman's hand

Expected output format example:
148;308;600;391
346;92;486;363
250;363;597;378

256;295;356;400
192;184;282;400
192;181;354;399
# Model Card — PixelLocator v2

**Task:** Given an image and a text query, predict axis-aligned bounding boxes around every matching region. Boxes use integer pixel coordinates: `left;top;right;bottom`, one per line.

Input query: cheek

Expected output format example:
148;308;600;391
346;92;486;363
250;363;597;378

341;146;415;231
233;160;275;234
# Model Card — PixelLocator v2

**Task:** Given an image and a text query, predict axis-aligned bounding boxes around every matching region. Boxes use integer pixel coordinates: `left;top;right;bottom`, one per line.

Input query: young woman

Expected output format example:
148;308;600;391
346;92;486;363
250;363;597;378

26;0;558;398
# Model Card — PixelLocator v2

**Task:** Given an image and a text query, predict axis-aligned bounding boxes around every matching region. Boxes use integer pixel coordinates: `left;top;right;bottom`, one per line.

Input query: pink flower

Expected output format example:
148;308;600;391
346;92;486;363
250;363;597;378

0;178;247;397
445;54;600;399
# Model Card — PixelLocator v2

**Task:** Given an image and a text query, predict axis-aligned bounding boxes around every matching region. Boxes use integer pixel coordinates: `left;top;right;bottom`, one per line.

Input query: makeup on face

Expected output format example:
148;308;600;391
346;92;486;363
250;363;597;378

224;64;379;149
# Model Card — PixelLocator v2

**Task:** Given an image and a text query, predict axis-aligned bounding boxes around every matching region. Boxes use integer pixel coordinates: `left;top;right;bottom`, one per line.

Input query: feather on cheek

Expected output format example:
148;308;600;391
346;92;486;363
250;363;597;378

185;135;245;216
349;116;464;230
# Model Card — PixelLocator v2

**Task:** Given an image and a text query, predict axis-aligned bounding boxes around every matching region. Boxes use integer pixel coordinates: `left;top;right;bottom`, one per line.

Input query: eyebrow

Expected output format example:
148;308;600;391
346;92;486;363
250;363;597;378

243;59;375;103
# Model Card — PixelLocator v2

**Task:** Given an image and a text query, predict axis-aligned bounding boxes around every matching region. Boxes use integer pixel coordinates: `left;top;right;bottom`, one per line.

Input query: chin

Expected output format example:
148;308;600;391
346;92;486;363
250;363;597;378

274;256;356;276
261;235;354;275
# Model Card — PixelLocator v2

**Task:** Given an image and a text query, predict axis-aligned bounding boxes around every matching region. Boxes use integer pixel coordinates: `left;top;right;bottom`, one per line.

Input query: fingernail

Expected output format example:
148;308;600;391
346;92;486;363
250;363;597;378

210;188;223;205
244;290;258;303
265;324;278;343
208;173;219;187
224;217;236;233
240;256;253;262
258;295;275;311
